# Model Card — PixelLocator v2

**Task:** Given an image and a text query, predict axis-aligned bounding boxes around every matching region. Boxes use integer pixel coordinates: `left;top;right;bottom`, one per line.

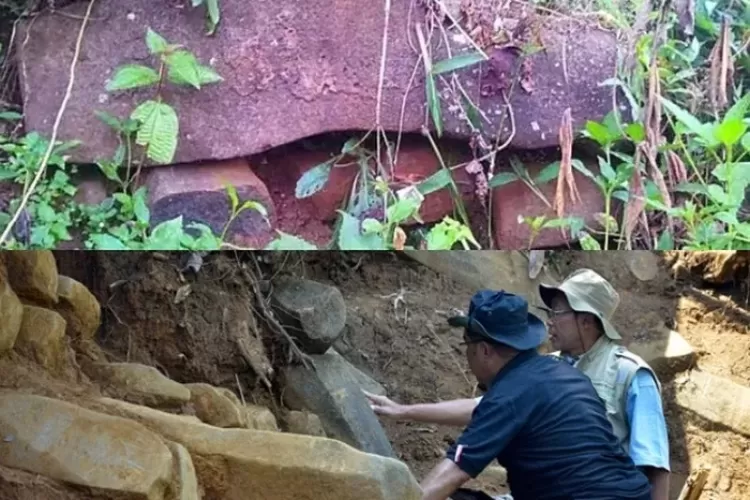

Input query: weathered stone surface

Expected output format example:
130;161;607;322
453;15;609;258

4;251;58;305
0;392;174;498
271;277;346;354
0;280;22;355
144;159;275;248
55;275;101;339
670;251;749;284
624;251;660;281
283;356;395;457
166;441;201;500
327;348;387;396
97;398;423;500
90;362;191;407
15;306;67;372
244;404;279;432
674;370;750;437
287;411;326;437
627;325;695;373
19;0;620;164
492;159;605;249
186;383;244;428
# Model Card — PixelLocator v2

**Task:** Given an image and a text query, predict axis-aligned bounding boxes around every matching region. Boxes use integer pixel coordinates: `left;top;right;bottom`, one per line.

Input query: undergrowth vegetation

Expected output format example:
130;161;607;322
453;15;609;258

0;0;748;250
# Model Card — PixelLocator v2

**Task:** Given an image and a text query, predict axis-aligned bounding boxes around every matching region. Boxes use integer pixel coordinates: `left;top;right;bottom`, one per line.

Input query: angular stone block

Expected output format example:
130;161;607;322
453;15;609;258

0;280;22;355
186;383;244;428
166;441;200;500
144;159;275;248
283;355;395;458
0;392;173;499
287;411;326;437
243;404;279;432
4;251;58;305
55;275;101;339
97;398;423;500
15;305;67;372
18;0;620;164
627;326;695;373
674;370;750;437
90;362;191;407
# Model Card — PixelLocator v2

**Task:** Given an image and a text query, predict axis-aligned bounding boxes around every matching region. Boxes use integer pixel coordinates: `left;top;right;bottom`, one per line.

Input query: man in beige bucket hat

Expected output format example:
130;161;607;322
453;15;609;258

365;269;670;500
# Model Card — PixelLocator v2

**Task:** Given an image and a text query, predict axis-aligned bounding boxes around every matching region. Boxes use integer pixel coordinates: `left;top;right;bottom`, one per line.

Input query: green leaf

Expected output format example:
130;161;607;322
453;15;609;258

624;123;646;143
96;110;123;131
361;218;384;234
656;230;674;250
265;231;318;250
133;187;150;225
146;28;169;54
337;211;387;250
296;160;333;198
0;168;17;181
660;96;714;144
240;200;269;223
432;52;485;75
585;121;612;146
90;233;129;250
489;172;518;189
147;217;186;249
674;182;709;195
426;75;442;137
416;168;452;195
341;138;359;154
36;202;56;223
205;0;220;34
535;162;560;184
715;118;748;147
178;64;222;87
571;159;599;183
226;184;240;211
743;133;750;152
578;232;602;250
387;199;420;225
185;222;222;250
707;184;728;205
0;111;22;121
724;92;750;123
598;156;616;182
165;51;202;89
130;100;179;164
107;65;160;91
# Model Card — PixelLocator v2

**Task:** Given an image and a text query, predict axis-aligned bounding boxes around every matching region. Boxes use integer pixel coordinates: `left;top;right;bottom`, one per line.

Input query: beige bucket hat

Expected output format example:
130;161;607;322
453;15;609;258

538;268;622;340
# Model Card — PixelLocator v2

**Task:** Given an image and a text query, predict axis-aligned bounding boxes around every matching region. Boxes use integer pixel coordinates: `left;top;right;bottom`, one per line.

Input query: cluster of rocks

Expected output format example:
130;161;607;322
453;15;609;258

18;0;620;249
0;251;423;500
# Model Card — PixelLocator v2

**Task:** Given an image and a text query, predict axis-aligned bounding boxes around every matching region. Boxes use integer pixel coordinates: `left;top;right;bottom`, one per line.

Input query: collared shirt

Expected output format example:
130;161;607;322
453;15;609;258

448;349;651;500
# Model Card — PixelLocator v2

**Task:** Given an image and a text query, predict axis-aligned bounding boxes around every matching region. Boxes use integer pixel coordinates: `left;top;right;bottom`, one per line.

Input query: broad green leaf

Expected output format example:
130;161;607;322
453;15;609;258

612;190;629;202
133;187;150;225
296;160;334;198
715;211;738;225
432;52;485;75
585;121;612;146
543;217;575;229
489;172;518;188
90;233;129;250
417;168;452;195
707;184;728;205
674;182;709;195
131;100;179;164
387;198;421;224
0;111;22;121
194;64;223;86
165;51;202;89
96;110;122;131
147;217;186;250
426;75;442;137
598;156;616;182
185;222;222;250
743;133;750;152
535;162;559;184
265;231;318;250
36;202;56;223
107;65;160;91
715;118;747;147
656;230;674;250
660;96;714;144
0;168;17;181
337;211;387;250
361;218;384;234
341;137;359;154
724;92;750;123
146;28;169;54
624;123;646;143
571;159;599;183
712;163;750;187
578;232;602;250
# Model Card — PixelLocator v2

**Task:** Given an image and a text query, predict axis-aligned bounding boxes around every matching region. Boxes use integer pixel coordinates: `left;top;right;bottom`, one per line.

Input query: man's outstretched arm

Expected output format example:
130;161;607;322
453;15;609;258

364;391;479;427
420;459;472;500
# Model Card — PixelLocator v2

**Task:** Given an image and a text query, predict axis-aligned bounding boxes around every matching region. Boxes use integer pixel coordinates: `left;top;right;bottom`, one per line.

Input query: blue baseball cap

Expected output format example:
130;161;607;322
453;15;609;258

448;290;547;351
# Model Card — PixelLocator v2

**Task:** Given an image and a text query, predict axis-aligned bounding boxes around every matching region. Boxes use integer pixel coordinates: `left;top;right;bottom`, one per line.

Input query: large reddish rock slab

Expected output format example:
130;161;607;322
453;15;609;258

143;159;276;247
492;158;605;249
19;0;620;164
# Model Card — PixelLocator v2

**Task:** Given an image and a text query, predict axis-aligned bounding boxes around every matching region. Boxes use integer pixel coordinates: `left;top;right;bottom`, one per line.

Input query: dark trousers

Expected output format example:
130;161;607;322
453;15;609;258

450;489;496;500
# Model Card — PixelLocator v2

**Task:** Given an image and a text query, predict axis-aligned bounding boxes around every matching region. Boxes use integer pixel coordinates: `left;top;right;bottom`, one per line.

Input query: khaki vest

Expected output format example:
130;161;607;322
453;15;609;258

552;336;661;454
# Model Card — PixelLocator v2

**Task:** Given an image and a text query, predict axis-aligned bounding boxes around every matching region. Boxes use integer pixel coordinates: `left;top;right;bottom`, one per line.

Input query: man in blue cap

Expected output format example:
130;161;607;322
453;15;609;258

396;290;652;500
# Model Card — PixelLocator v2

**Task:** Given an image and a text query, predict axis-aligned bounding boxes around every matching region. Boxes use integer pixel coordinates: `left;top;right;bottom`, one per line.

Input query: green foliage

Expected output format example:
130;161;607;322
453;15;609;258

191;0;221;35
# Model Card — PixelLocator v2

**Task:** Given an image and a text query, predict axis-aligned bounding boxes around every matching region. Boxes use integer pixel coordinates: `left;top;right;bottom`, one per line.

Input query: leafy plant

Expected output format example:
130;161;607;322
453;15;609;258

105;28;222;167
191;0;221;35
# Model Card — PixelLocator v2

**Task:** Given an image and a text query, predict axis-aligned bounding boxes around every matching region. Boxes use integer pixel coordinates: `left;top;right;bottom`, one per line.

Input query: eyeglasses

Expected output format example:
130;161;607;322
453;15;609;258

537;305;576;321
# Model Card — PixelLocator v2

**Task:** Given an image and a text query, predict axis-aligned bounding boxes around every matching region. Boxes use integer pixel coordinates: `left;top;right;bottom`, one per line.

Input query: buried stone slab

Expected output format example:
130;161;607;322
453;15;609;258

492;158;605;249
627;325;695;373
15;305;68;373
0;392;174;499
0;280;22;355
4;251;59;305
18;0;620;165
283;354;395;458
286;411;327;437
674;370;750;437
271;277;347;355
185;383;245;428
89;362;191;407
96;398;423;500
143;159;275;248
